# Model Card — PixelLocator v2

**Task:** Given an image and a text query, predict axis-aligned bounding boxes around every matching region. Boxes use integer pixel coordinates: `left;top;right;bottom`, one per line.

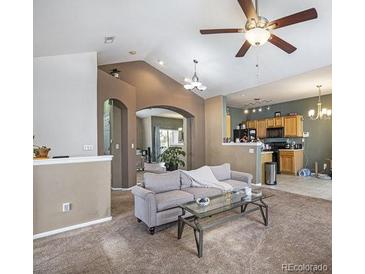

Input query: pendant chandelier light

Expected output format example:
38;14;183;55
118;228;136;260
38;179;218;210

308;85;332;120
184;59;207;92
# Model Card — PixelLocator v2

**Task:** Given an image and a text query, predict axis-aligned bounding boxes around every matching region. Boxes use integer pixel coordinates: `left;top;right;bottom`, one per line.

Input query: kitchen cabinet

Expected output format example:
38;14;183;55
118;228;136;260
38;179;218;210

284;115;303;137
226;114;231;138
246;120;257;129
245;115;303;137
257;119;267;138
279;149;304;175
266;117;284;128
274;117;284;127
266;118;275;128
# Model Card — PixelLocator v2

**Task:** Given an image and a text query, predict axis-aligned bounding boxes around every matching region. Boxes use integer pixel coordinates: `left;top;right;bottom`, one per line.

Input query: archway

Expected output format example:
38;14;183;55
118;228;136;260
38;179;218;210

103;98;129;189
136;105;194;171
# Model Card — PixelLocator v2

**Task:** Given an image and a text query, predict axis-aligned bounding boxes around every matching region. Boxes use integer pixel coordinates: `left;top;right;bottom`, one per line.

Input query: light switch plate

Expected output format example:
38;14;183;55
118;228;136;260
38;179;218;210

303;132;310;137
83;145;94;151
249;148;254;154
63;202;71;212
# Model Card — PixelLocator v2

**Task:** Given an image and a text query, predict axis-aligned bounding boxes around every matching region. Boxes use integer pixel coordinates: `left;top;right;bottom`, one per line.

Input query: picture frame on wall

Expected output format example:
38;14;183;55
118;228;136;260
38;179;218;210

274;111;281;117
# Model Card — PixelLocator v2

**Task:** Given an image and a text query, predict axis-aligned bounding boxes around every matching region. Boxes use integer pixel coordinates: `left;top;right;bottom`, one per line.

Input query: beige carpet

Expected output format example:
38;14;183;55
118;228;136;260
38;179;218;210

34;189;331;273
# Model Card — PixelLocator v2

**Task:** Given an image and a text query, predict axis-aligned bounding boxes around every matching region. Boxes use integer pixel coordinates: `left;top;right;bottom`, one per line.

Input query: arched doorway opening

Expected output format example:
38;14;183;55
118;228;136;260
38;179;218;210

135;105;194;174
103;98;129;189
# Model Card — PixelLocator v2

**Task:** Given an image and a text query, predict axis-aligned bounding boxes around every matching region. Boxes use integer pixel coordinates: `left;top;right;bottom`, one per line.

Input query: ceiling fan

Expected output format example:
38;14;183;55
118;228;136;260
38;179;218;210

200;0;318;57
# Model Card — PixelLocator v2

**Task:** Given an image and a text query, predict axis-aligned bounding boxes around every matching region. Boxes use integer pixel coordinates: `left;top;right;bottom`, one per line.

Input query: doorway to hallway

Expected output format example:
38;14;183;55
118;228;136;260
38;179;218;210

103;99;129;189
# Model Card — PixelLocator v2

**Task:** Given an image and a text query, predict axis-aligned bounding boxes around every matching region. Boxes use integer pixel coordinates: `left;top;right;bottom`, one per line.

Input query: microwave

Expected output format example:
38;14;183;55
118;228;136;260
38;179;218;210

266;127;284;138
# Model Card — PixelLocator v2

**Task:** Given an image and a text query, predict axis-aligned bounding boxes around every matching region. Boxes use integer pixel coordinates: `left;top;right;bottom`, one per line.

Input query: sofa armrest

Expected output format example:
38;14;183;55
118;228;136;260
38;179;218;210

131;185;155;199
131;186;157;228
230;171;253;186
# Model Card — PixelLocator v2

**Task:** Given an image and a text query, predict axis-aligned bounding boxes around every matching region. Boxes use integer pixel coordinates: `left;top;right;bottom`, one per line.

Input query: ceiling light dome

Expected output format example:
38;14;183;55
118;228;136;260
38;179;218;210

245;27;271;46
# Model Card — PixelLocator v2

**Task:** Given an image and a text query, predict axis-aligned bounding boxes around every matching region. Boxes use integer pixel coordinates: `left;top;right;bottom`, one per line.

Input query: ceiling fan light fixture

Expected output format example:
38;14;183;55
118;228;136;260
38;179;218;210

245;27;271;46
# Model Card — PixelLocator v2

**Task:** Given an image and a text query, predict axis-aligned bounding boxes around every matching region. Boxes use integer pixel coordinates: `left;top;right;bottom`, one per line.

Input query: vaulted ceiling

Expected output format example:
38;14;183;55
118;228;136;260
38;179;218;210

34;0;331;100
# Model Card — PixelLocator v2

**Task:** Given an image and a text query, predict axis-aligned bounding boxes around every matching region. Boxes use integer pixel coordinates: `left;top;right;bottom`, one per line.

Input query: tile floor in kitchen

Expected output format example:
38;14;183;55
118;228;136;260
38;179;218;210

262;174;332;200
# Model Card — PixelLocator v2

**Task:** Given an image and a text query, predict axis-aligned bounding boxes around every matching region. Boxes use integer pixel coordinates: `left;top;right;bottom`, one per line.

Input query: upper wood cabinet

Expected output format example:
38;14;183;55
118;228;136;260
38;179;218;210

266;118;275;128
266;117;284;128
257;120;267;138
244;115;303;138
274;117;284;127
284;115;303;137
246;120;257;129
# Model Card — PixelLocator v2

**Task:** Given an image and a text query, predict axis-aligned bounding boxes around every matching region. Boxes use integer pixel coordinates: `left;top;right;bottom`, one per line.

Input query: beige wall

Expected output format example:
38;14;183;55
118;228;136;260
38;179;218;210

33;52;98;157
99;61;205;169
205;96;259;183
33;161;111;235
97;70;137;187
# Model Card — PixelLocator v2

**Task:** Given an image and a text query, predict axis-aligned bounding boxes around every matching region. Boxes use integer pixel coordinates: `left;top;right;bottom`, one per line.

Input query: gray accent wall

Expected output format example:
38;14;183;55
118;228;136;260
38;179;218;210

228;94;332;171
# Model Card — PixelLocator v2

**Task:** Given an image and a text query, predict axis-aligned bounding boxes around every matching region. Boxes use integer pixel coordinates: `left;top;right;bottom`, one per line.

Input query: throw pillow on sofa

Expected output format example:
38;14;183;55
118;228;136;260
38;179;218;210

180;170;193;189
209;163;231;181
144;170;180;193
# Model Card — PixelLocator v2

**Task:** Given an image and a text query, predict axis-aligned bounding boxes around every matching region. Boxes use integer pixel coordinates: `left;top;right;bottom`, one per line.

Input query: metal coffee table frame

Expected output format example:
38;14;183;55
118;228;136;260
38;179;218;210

177;193;271;258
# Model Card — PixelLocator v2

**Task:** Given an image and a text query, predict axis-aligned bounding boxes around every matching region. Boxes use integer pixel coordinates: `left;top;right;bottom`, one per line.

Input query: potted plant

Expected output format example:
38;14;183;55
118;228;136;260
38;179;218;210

33;135;51;159
158;147;186;171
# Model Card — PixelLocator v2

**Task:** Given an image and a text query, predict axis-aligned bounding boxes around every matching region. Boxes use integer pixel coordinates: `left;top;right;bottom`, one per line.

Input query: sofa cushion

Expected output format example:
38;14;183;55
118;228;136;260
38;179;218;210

144;170;180;193
180;170;193;189
209;163;231;181
223;179;250;191
183;187;223;199
155;190;194;211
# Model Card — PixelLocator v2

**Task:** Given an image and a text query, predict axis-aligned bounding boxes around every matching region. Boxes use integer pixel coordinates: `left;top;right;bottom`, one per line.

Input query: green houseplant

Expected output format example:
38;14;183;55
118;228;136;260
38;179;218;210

158;147;186;171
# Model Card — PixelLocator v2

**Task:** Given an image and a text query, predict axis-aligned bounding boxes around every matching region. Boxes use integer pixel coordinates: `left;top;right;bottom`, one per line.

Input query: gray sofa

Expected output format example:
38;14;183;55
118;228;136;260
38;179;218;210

131;163;253;234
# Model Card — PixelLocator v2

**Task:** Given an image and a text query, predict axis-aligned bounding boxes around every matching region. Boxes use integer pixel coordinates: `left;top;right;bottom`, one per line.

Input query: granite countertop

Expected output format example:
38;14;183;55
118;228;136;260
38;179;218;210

278;148;304;151
222;142;263;147
261;151;274;154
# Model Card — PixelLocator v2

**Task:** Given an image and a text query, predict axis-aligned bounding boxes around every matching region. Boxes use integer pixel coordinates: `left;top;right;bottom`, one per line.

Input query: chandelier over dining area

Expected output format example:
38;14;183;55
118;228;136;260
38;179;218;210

308;85;332;120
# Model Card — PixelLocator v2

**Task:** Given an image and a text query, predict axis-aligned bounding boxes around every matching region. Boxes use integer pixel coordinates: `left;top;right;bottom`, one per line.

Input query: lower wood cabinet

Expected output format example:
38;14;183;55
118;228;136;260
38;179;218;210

279;150;304;175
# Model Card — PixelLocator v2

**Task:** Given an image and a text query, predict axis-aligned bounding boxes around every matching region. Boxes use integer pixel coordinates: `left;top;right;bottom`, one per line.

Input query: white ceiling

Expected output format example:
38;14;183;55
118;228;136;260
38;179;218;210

136;108;183;119
34;0;332;99
226;65;332;108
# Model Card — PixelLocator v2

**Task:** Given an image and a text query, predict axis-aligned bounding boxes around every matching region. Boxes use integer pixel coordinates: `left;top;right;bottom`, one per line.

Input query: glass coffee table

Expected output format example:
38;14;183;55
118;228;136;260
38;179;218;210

177;187;273;258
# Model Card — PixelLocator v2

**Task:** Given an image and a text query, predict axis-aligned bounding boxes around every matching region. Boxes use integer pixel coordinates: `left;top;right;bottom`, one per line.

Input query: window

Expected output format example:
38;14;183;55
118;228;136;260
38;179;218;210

159;129;184;154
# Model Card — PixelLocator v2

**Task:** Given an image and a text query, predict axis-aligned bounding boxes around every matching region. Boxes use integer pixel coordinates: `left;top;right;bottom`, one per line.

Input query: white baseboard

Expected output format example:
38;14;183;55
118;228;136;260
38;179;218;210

33;216;112;240
111;187;133;191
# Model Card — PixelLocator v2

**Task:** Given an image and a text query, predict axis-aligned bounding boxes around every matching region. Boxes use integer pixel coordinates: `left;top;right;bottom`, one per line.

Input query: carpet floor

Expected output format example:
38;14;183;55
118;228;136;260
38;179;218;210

34;189;332;274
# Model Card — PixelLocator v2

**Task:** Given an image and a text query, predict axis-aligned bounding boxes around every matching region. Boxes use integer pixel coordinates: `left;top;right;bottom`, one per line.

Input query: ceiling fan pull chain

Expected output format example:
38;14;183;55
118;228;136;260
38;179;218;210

256;50;260;83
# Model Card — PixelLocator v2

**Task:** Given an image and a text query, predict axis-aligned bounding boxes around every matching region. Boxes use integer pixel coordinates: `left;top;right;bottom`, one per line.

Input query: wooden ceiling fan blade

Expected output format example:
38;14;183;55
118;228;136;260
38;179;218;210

268;8;318;29
200;28;244;34
269;34;297;53
237;0;257;20
235;40;251;57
